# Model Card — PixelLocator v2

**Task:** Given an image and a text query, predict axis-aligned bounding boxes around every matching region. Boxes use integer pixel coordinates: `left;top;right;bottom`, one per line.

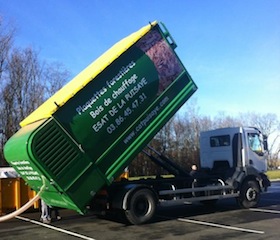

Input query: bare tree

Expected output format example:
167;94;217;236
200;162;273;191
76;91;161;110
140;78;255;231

0;47;43;165
0;16;15;81
240;112;279;136
0;16;70;166
0;47;70;165
213;112;242;129
7;47;44;120
43;61;70;98
0;16;15;165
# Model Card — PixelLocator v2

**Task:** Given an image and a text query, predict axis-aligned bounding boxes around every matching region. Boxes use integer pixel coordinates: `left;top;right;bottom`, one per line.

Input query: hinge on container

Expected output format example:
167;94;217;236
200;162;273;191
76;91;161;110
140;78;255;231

159;22;177;49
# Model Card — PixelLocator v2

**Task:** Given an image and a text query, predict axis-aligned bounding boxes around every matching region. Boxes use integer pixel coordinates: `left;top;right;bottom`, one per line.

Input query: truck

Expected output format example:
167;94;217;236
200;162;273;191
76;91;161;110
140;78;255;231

3;21;270;225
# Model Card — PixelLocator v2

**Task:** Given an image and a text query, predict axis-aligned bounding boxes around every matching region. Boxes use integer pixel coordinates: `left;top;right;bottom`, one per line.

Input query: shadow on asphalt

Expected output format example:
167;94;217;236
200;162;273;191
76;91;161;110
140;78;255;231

100;194;280;225
13;187;279;227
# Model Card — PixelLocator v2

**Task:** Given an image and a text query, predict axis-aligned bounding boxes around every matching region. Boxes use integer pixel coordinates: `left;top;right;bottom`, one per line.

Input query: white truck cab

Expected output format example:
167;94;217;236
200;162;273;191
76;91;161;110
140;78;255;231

199;127;270;209
200;127;268;173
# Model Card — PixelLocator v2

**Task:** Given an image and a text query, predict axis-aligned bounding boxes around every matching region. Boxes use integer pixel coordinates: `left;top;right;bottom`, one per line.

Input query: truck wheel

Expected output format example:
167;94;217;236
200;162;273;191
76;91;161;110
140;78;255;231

125;188;156;225
238;180;260;208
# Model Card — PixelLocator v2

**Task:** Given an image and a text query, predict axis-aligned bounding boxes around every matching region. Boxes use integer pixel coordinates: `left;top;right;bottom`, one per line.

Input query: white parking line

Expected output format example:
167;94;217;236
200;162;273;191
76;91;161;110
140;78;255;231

15;216;96;240
177;218;265;234
250;208;280;214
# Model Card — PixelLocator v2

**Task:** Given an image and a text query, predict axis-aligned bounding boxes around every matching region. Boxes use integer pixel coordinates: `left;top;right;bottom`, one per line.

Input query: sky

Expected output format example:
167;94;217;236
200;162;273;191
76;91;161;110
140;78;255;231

1;0;280;120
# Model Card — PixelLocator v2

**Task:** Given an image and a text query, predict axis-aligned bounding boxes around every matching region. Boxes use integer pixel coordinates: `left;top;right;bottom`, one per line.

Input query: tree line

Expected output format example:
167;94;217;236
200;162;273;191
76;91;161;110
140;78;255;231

0;16;279;175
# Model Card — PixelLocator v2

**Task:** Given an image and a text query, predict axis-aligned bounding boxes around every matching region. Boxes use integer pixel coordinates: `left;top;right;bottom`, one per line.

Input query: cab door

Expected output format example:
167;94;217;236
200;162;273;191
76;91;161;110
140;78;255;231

244;128;267;173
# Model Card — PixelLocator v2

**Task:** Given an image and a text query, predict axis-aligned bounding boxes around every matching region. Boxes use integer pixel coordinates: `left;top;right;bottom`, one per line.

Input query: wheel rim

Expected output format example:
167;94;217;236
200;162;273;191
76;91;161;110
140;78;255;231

134;196;151;217
246;187;257;201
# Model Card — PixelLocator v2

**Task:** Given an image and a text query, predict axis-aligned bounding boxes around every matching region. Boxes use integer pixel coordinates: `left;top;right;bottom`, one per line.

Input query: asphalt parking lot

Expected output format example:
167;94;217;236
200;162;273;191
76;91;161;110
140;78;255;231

1;181;279;240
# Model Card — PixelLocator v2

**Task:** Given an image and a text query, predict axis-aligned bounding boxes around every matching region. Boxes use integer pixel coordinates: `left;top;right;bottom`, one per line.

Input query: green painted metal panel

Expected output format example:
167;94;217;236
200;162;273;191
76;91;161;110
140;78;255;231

4;22;197;214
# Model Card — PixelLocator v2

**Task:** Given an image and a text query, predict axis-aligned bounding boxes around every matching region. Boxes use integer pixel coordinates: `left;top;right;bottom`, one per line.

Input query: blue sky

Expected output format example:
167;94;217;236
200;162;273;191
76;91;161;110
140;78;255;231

1;0;280;119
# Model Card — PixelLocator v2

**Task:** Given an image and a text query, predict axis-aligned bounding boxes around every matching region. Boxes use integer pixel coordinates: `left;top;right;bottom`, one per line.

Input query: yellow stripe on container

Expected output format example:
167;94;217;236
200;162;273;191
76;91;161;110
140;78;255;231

20;21;157;127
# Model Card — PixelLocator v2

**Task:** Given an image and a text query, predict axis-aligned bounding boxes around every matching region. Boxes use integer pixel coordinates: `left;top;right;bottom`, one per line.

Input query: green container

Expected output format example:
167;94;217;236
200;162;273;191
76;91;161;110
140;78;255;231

4;21;197;214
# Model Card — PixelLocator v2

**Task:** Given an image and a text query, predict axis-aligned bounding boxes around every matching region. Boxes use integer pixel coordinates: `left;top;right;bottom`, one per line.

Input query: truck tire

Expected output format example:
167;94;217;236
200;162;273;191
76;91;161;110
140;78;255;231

238;180;260;208
125;188;156;225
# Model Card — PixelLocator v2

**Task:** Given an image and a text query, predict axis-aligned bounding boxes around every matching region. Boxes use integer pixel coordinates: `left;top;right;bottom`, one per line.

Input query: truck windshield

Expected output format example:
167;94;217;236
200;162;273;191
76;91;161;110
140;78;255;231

247;133;264;155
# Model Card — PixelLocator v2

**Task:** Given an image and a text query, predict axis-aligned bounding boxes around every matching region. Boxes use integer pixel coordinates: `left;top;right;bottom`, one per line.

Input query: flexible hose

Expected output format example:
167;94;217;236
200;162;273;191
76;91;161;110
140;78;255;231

0;176;46;222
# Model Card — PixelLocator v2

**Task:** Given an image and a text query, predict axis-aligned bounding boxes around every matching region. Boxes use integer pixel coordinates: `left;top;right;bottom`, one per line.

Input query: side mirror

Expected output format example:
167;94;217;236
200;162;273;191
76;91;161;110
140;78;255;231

263;135;268;151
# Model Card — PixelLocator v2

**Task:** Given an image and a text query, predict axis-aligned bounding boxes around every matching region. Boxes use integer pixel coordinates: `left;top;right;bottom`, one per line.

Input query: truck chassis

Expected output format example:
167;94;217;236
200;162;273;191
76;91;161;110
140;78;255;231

92;146;269;225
